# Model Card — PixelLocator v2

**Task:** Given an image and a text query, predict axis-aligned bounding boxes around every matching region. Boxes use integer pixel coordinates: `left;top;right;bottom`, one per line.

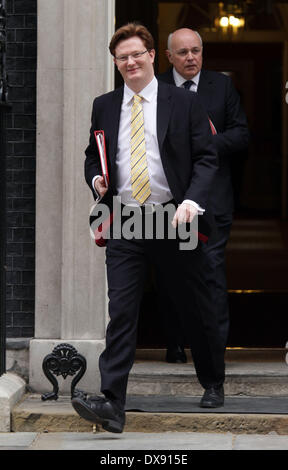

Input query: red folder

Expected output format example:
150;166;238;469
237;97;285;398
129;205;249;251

94;130;109;187
208;118;217;135
90;209;114;247
194;230;208;243
92;130;112;247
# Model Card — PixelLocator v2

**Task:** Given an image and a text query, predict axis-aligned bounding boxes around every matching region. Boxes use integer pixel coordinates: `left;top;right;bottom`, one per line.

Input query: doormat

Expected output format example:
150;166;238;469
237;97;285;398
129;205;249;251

125;395;288;414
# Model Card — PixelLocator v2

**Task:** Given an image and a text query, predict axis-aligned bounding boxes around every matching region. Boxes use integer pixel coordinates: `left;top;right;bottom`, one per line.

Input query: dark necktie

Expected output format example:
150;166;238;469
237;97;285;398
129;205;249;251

183;80;193;90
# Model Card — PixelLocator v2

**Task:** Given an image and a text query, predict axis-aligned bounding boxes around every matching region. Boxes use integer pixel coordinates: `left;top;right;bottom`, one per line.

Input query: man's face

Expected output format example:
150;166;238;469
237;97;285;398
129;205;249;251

166;29;203;80
114;36;155;92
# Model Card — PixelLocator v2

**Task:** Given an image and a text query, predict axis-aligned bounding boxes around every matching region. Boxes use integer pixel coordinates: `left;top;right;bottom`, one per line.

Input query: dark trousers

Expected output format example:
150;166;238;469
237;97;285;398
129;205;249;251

164;213;233;350
202;213;233;346
99;211;225;408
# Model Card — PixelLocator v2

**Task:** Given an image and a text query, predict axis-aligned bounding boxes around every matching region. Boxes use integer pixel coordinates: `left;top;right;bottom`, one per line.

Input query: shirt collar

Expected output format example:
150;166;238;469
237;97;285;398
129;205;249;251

173;67;201;89
123;76;158;105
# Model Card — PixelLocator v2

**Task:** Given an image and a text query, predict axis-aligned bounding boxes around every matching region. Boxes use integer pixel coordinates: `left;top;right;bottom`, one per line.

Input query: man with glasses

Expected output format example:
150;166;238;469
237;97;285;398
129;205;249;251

72;23;225;433
158;28;249;364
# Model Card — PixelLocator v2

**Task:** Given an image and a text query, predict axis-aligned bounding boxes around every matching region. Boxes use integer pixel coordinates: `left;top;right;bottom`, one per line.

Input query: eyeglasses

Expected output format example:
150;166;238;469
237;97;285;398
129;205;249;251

175;48;202;57
115;50;149;63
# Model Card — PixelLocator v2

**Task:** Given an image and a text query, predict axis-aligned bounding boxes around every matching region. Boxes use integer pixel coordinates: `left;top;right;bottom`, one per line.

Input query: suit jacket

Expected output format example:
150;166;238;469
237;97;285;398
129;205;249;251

85;79;218;236
158;68;249;215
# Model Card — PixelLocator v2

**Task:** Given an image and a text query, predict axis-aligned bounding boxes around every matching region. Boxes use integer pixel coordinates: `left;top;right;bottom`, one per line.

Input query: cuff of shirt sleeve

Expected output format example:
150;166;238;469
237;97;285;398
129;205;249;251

182;199;205;215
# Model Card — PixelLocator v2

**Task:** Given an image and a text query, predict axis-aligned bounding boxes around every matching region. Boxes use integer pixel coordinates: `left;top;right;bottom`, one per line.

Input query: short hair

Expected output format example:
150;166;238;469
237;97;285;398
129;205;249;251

167;29;203;50
109;22;154;56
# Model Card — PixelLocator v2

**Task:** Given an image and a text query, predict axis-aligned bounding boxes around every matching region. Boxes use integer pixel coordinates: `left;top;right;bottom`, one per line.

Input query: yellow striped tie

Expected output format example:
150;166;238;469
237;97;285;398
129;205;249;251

130;94;151;205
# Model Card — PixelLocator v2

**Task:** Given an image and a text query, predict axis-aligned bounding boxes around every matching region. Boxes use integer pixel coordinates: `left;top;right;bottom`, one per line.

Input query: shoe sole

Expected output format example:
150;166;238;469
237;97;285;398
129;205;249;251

71;398;124;433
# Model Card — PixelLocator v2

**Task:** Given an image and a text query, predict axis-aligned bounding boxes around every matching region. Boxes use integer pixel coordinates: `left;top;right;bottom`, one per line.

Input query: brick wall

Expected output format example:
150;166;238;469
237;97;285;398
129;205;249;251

5;0;37;337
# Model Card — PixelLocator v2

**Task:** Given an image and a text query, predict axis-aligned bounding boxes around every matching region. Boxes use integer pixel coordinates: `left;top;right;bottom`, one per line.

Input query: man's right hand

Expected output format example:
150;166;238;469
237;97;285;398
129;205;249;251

94;176;108;198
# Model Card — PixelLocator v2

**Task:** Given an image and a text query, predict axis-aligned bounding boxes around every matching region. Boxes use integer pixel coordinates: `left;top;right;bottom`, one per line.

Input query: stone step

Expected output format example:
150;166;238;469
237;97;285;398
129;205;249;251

12;394;288;435
11;349;288;435
129;348;288;397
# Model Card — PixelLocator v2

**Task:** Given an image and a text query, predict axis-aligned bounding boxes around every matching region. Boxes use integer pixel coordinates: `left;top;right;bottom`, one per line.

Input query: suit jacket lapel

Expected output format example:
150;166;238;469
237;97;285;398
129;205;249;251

197;70;214;110
109;87;124;167
157;80;172;151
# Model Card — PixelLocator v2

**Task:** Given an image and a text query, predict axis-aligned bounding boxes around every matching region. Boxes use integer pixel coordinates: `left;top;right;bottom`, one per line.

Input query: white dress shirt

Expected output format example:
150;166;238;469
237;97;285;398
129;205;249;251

173;68;201;92
115;76;173;205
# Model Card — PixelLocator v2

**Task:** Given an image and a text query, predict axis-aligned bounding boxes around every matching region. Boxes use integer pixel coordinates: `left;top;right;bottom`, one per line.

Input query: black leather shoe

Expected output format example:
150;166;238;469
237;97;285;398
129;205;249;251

200;386;224;408
166;346;187;363
71;395;125;433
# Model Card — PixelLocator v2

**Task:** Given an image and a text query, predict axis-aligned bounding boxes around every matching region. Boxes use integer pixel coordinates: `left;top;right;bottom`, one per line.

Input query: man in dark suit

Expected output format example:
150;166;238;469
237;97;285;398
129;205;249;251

72;23;225;433
158;28;249;363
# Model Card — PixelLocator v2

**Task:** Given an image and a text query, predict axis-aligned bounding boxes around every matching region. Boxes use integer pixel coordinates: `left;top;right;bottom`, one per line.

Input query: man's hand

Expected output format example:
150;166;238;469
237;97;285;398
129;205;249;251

94;176;108;198
172;202;198;228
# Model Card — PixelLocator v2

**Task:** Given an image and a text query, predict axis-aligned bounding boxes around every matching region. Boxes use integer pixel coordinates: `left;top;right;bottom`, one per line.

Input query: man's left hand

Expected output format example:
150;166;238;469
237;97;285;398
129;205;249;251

172;203;198;228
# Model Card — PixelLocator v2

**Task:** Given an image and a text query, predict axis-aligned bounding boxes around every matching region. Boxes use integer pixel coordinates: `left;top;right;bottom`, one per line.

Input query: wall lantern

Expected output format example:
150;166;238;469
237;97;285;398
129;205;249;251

215;1;246;34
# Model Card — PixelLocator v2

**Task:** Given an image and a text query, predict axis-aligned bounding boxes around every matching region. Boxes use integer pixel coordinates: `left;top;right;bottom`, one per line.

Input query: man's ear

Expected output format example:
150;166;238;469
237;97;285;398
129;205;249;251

149;48;156;64
166;49;173;64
